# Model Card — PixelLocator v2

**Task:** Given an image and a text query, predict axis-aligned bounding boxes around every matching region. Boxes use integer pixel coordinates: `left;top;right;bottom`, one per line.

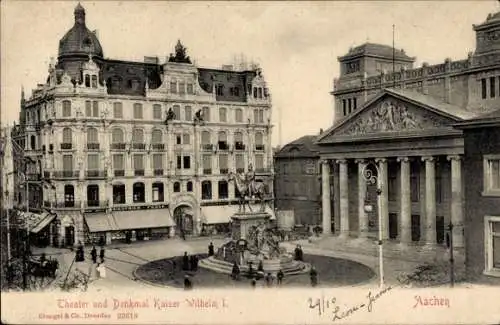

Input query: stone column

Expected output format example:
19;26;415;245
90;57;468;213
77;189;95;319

321;160;332;236
337;159;349;238
447;155;464;248
356;159;368;237
397;157;412;244
376;158;389;240
422;156;437;246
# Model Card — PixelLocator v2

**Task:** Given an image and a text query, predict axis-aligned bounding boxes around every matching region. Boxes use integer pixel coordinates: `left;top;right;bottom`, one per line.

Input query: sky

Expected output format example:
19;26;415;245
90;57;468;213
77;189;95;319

1;1;498;146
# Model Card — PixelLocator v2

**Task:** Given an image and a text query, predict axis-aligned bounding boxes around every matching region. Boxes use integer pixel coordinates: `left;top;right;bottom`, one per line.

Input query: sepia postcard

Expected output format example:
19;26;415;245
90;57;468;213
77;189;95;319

1;1;500;324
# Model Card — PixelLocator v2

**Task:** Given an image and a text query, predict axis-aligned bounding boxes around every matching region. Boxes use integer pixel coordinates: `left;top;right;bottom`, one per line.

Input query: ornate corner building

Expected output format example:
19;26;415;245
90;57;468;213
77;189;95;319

10;4;274;247
316;11;500;257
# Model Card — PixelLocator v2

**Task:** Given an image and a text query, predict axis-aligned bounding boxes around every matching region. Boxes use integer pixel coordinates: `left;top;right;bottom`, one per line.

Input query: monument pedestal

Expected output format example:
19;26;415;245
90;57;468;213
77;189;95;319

231;212;271;241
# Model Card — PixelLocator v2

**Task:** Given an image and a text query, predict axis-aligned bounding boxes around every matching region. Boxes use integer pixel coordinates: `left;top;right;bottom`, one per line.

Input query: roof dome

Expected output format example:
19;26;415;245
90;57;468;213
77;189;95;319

58;3;103;58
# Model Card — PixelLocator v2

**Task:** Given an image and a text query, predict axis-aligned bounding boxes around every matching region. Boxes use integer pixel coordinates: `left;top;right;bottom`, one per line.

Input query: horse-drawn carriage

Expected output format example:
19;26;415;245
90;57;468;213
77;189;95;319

28;254;59;279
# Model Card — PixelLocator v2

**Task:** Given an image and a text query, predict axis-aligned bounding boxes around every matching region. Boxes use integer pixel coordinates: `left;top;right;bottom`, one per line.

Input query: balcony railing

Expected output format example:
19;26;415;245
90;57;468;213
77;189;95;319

84;200;108;208
203;168;212;175
134;169;145;176
201;144;213;151
154;169;164;176
85;170;107;178
220;168;229;174
255;144;265;151
151;143;165;151
53;170;79;179
132;143;146;150
234;143;245;151
87;143;100;150
111;143;126;150
114;169;125;177
60;143;72;150
218;142;230;151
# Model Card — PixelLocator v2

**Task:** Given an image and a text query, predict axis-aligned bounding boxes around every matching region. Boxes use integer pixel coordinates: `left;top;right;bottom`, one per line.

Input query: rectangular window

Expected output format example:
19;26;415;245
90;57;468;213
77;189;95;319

85;100;92;117
182;134;190;145
484;156;500;195
176;156;182;169
184;106;192;121
259;110;264;123
87;154;99;170
388;174;397;201
153;104;162;119
152;154;163;169
255;154;264;170
179;82;185;95
170;81;177;93
482;78;487;99
113;102;123;118
133;154;144;170
348;98;352;113
133;103;143;119
113;154;124;170
254;109;259;123
63;155;73;171
353;97;357;110
183;156;191;169
62;101;71;117
203;154;212;169
435;173;443;204
92;101;99;117
219;154;228;173
410;164;419;202
490;77;496;98
173;105;180;120
187;83;194;94
176;134;182;145
235;109;243;123
202;106;210;122
484;216;500;276
219;108;227;122
342;99;347;116
235;154;244;172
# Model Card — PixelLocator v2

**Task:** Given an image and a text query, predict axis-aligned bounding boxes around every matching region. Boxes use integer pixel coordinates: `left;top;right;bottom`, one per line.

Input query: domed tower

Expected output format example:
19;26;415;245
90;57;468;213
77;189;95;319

56;3;104;83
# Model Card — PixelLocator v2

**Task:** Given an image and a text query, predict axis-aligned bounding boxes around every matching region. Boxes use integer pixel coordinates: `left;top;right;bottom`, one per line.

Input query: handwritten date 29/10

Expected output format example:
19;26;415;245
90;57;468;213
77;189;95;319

308;286;393;322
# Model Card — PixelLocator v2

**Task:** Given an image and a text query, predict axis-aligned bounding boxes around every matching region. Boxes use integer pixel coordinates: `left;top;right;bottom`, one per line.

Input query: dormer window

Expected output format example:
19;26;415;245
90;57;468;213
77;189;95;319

170;81;177;93
179;82;185;95
85;74;90;87
216;84;224;96
258;88;263;99
187;83;194;94
91;75;97;88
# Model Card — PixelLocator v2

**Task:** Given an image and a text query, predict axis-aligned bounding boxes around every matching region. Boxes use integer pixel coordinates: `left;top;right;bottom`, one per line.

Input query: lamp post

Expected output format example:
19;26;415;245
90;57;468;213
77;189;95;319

361;162;384;288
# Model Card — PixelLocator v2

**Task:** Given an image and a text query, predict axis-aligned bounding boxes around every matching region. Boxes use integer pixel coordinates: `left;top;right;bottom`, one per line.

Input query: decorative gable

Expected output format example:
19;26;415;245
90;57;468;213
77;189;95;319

336;98;453;136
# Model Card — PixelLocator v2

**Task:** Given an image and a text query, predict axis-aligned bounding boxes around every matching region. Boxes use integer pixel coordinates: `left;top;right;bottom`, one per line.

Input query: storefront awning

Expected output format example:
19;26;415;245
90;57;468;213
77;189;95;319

30;212;56;233
85;213;118;232
112;209;175;230
201;204;275;224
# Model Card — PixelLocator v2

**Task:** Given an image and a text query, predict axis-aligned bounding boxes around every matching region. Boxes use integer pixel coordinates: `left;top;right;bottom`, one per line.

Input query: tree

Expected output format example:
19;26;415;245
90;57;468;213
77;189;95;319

168;40;192;64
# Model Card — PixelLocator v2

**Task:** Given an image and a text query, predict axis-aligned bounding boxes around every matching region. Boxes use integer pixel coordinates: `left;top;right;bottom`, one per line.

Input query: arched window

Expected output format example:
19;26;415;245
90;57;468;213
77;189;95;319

62;128;72;144
235;108;243;123
64;185;75;207
87;127;98;144
201;131;211;145
173;105;180;120
30;135;36;150
111;128;124;143
218;181;228;199
113;184;126;204
132;128;144;143
184;106;192;121
152;182;164;202
218;131;228;150
219;107;227;122
132;182;145;203
62;100;72;117
87;185;99;206
151;129;162;143
202;106;210;122
91;75;98;88
201;181;212;200
186;181;193;192
255;132;264;150
85;74;90;87
173;182;181;193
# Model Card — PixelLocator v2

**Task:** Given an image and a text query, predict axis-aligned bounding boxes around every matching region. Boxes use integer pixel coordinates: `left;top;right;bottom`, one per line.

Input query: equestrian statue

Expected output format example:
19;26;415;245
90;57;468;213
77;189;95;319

228;163;270;213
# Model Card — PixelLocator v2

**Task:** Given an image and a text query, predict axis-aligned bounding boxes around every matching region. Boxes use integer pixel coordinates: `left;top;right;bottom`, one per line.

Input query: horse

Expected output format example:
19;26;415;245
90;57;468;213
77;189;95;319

227;172;269;213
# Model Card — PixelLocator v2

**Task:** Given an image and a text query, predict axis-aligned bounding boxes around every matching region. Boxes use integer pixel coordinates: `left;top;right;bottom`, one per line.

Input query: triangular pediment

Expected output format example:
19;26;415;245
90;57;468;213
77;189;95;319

318;91;464;143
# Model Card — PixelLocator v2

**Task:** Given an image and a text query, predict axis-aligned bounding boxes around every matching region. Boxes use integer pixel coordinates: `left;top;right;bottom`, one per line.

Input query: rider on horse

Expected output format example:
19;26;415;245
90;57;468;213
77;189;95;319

243;164;257;198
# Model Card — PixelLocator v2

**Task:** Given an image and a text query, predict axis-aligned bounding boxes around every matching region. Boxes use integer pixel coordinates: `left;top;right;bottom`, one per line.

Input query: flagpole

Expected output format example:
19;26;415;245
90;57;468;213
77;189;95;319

392;24;396;89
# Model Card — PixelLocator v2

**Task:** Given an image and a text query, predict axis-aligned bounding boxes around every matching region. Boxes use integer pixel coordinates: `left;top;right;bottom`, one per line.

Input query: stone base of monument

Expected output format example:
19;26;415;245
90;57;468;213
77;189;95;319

231;211;270;240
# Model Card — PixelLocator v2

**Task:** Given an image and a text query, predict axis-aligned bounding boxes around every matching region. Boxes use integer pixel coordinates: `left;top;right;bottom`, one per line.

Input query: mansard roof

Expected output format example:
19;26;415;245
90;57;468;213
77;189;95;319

275;135;320;158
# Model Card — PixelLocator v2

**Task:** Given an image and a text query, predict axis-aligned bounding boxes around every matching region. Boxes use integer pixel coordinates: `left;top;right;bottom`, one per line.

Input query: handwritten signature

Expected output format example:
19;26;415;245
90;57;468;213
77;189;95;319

308;285;393;322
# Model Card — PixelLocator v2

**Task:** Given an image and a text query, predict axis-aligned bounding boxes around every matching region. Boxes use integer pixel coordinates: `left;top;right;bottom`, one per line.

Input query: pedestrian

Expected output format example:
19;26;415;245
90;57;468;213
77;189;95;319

91;246;97;264
310;266;318;287
194;255;199;271
251;277;256;288
258;260;264;273
265;272;273;287
277;269;284;286
97;261;106;279
99;246;105;263
231;262;240;280
180;228;186;241
208;242;214;256
76;241;85;262
184;275;192;290
294;245;301;261
182;252;190;271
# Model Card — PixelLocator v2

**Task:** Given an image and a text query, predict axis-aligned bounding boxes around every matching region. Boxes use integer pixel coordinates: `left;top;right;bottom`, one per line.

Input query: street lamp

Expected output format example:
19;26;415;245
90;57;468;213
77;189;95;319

361;161;384;288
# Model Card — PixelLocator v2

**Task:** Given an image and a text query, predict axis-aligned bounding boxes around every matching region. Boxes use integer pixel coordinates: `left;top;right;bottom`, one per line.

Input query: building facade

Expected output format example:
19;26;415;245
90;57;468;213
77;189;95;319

316;11;500;256
455;110;500;282
274;135;323;228
11;4;274;247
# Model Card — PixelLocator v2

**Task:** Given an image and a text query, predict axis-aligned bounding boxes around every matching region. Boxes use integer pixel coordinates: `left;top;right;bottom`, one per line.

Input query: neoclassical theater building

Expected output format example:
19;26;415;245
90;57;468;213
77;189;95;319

11;4;274;247
316;11;500;252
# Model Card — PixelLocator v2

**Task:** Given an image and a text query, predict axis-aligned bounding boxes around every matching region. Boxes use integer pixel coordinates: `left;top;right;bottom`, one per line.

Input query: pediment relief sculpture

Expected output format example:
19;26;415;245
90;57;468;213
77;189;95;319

338;100;445;136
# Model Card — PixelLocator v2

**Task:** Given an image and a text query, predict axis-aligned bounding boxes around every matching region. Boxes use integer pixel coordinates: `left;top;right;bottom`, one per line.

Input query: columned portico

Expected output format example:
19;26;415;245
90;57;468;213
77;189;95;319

337;159;349;238
422;156;437;247
447;155;464;248
321;160;332;236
